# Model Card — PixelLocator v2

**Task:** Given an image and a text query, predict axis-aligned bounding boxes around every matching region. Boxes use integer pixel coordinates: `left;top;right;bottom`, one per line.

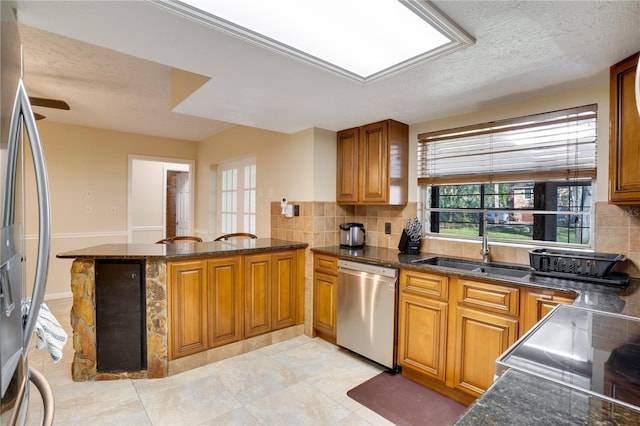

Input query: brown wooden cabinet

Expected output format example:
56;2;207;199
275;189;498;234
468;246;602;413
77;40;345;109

207;256;242;348
453;306;518;397
168;259;208;359
397;270;449;383
609;51;640;204
244;253;272;337
272;251;298;330
244;251;298;338
452;278;520;398
521;288;575;335
313;254;338;341
336;119;408;205
168;249;301;360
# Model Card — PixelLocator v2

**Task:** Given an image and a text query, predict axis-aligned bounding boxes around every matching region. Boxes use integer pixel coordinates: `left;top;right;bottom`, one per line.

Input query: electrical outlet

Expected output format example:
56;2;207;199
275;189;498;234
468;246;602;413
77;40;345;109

385;222;391;234
293;205;300;216
86;205;93;214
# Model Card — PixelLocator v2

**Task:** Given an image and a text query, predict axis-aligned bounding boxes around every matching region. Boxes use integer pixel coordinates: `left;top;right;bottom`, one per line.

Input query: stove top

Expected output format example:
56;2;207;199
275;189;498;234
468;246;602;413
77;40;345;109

496;305;640;410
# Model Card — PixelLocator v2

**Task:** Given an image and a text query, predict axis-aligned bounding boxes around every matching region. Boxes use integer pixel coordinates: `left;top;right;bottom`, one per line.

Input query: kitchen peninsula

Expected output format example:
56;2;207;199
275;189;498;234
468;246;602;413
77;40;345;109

57;238;307;381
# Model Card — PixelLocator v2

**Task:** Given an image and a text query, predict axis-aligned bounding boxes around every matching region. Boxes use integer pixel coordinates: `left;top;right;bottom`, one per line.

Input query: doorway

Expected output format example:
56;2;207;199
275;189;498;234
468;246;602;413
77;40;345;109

128;155;195;243
166;171;190;237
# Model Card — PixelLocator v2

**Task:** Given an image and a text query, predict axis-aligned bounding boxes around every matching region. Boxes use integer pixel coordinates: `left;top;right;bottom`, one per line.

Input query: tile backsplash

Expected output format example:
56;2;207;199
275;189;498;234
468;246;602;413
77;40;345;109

594;201;640;277
271;201;640;278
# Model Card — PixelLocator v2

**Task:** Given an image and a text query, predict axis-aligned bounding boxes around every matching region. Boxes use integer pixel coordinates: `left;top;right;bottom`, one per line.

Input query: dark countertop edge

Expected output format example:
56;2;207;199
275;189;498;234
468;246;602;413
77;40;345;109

56;239;308;260
454;368;640;425
311;245;638;316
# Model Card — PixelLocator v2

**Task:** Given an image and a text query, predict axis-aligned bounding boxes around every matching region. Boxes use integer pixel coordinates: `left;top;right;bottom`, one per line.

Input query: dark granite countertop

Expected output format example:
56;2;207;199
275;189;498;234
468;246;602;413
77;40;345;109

57;238;307;260
311;245;640;317
455;368;640;425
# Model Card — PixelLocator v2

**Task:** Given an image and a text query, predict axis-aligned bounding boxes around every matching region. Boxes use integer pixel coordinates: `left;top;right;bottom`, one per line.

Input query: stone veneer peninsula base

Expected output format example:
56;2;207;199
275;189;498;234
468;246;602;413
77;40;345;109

70;258;168;381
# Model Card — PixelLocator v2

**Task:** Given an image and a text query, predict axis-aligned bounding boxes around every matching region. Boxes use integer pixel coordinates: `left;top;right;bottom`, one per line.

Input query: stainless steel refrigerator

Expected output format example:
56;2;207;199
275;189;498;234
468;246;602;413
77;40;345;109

1;1;54;424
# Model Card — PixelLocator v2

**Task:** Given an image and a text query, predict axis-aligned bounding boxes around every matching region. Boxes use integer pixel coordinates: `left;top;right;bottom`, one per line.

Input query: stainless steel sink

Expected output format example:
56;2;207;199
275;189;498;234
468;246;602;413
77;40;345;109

412;257;531;278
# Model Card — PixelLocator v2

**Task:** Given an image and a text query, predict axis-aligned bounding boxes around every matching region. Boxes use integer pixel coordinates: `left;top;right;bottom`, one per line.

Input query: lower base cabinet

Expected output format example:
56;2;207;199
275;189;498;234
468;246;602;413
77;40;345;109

521;288;576;334
169;260;208;359
452;306;518;397
397;293;448;383
169;250;300;360
313;254;339;341
244;251;298;338
207;257;242;348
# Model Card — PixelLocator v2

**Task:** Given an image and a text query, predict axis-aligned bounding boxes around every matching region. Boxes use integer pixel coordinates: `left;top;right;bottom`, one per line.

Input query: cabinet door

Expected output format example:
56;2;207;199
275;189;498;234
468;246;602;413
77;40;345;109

453;307;518;397
397;293;448;383
358;120;389;203
207;257;242;348
336;127;359;203
168;260;208;359
609;51;640;203
521;289;575;335
313;272;337;339
244;253;272;337
272;251;297;330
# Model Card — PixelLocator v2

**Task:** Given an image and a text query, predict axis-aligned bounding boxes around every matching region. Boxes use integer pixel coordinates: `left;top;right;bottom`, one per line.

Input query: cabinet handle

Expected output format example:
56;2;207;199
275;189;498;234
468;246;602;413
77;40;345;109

131;273;137;280
538;293;553;300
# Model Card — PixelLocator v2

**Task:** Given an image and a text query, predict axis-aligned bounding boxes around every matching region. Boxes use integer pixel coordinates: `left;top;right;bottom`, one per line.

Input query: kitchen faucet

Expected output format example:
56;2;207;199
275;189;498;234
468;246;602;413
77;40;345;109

481;211;490;264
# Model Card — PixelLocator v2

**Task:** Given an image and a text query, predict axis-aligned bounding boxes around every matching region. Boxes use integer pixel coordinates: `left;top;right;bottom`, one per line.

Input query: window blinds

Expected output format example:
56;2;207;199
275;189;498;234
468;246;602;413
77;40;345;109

417;104;597;185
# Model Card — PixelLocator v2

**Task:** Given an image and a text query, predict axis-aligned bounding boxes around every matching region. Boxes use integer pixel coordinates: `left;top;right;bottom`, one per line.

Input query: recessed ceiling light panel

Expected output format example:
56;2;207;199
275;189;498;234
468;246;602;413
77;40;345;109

154;0;475;83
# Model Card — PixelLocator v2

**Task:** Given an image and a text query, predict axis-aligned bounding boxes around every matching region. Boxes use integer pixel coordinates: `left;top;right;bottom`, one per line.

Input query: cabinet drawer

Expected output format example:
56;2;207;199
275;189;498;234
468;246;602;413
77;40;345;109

314;254;338;276
401;270;448;300
457;279;519;316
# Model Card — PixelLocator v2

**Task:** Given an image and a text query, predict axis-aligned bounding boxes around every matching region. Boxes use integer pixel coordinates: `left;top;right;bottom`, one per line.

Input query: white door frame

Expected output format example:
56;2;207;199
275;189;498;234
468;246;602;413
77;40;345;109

128;154;195;243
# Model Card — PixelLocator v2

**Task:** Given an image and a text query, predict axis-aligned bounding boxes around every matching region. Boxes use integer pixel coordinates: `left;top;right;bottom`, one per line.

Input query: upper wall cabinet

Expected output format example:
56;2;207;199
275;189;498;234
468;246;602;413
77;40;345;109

336;119;408;205
609;51;640;204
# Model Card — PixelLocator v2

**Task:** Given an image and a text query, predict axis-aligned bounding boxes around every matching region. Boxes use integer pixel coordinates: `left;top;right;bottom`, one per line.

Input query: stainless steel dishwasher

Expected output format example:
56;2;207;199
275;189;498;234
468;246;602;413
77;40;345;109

337;260;398;369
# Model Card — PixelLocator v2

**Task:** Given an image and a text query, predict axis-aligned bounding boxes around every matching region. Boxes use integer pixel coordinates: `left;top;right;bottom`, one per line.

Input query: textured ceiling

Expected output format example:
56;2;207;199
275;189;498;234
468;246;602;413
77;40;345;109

15;1;640;141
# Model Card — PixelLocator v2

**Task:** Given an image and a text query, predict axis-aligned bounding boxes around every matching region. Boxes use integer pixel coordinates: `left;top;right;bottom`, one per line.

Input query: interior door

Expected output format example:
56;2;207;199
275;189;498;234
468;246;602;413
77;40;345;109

175;172;190;236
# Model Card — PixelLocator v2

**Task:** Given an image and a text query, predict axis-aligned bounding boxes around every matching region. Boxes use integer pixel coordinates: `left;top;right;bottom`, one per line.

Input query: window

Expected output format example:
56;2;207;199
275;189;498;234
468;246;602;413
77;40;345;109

418;105;597;247
217;156;256;234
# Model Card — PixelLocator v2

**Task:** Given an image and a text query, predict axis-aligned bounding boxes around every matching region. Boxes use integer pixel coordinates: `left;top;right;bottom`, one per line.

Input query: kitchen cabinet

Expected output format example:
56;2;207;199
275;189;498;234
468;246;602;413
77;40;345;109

207;256;243;348
397;270;449;383
244;251;298;338
272;251;298;330
336;119;408;205
313;254;338;341
609;51;640;204
169;249;301;360
452;278;519;398
521;288;576;335
168;259;208;359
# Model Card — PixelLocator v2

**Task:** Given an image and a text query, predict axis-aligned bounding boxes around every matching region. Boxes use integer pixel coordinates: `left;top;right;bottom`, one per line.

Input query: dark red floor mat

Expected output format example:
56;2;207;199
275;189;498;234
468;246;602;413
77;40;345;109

347;372;467;426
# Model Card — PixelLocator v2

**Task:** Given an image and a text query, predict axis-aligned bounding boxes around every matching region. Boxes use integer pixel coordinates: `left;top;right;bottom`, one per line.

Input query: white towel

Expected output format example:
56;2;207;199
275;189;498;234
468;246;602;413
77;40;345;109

25;301;68;363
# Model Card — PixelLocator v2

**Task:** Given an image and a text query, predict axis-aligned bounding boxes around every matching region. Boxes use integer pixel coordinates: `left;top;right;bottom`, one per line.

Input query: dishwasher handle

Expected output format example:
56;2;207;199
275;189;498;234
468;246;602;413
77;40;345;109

338;260;397;279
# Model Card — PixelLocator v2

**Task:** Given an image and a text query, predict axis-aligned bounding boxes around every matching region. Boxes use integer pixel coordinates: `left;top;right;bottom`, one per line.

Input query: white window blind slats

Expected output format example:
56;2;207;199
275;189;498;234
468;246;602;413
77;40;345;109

417;104;597;184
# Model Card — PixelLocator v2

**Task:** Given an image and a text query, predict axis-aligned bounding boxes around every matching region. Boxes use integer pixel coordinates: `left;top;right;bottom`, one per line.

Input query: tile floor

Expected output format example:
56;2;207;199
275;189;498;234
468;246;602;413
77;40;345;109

25;298;393;425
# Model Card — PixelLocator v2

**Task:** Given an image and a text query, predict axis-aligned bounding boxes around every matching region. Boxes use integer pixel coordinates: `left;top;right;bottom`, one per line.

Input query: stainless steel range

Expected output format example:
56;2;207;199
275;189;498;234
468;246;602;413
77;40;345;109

496;305;640;411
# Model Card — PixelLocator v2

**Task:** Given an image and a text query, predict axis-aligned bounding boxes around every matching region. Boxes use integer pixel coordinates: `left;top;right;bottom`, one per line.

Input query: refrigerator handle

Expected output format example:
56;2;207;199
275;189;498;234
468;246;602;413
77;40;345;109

5;80;52;353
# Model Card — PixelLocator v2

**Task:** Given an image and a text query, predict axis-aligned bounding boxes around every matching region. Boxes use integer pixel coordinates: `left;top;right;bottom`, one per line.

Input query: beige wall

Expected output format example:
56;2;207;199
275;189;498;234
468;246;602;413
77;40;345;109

195;125;336;239
24;121;197;297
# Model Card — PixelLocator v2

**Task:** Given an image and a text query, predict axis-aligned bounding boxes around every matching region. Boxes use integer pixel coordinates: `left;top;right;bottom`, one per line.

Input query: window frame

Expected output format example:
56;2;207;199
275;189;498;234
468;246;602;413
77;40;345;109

417;104;597;249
